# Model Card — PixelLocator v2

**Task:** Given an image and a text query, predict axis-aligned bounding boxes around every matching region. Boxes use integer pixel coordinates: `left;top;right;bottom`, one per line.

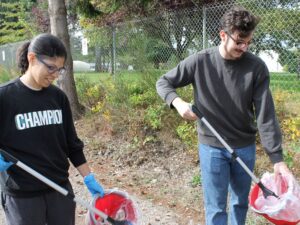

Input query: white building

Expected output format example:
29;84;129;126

258;50;283;72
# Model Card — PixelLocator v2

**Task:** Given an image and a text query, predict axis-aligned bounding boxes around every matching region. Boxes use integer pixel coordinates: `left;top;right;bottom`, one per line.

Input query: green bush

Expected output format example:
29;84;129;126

279;49;299;74
105;77;134;107
129;89;158;108
75;71;299;155
127;83;144;95
0;66;11;83
176;121;197;147
75;75;106;110
144;105;165;130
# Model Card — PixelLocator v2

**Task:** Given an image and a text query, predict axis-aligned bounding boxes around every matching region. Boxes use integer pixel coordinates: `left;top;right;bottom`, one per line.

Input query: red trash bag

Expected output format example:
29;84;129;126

85;189;139;225
249;172;300;225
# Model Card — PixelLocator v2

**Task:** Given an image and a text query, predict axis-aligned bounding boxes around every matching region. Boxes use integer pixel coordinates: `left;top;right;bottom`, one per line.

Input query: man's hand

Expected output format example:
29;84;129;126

172;98;197;120
84;173;105;197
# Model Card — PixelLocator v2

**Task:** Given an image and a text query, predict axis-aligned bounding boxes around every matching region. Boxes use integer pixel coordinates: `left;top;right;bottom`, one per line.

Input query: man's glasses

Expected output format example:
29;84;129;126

36;55;66;75
225;32;252;48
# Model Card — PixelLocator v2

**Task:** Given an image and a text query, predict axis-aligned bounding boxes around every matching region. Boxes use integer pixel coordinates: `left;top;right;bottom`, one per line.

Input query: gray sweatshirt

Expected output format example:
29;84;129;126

156;47;283;163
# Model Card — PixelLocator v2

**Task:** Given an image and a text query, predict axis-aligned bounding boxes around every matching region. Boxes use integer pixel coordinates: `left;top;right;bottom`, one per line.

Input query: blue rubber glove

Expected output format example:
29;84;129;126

84;173;104;197
0;153;13;172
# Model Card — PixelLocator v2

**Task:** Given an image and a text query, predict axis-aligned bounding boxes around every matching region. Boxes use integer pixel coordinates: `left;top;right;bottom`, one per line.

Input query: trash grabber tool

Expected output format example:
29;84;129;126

0;149;132;225
190;105;279;199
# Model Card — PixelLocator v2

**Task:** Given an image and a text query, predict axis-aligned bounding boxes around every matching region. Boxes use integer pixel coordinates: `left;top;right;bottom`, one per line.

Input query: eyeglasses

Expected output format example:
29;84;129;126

36;55;66;75
225;32;252;48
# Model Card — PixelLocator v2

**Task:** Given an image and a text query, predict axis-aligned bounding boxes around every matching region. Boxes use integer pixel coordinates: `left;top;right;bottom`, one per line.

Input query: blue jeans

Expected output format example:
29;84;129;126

199;143;256;225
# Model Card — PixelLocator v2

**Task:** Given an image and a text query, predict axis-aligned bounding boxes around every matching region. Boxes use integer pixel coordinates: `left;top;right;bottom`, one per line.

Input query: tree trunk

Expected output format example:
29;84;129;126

47;0;84;119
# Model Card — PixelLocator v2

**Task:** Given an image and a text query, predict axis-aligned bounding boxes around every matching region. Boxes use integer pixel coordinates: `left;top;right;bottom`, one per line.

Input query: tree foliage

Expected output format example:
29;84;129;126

74;0;298;72
75;0;224;26
31;0;50;33
146;38;173;68
74;0;230;65
239;0;299;73
279;49;299;73
0;2;33;44
0;0;51;45
141;8;202;61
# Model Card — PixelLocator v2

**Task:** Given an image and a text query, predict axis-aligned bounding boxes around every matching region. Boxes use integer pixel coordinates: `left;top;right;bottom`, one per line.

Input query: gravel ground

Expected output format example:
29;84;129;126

0;166;201;225
69;165;200;225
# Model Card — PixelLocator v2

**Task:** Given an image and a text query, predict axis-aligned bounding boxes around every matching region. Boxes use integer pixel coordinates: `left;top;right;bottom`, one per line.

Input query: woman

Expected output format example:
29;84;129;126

0;33;104;225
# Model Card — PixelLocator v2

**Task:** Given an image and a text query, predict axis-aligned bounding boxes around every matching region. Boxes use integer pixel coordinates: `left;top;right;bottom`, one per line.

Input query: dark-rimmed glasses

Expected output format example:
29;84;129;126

225;32;252;48
36;55;66;75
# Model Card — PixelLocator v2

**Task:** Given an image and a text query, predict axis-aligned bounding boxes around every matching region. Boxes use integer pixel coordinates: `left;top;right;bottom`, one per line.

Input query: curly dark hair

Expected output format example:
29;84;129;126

220;6;260;37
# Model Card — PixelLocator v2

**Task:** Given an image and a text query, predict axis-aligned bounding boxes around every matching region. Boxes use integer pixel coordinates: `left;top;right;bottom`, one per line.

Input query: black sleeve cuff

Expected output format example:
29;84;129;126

69;151;87;167
268;150;284;164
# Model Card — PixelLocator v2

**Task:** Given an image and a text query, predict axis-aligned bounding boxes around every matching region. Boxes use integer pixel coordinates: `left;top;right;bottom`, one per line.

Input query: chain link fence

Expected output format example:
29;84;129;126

0;0;299;91
0;41;27;74
75;0;299;92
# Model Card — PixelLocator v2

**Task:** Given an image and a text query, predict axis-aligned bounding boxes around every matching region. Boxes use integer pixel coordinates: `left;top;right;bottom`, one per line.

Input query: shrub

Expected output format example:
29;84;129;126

282;116;300;143
273;89;290;119
273;90;300;143
75;75;106;110
0;66;11;83
176;121;197;148
129;89;158;108
144;105;165;130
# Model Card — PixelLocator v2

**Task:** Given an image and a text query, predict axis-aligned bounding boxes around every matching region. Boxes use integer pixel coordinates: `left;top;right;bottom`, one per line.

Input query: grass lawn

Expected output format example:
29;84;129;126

74;71;300;91
74;69;167;83
270;72;300;92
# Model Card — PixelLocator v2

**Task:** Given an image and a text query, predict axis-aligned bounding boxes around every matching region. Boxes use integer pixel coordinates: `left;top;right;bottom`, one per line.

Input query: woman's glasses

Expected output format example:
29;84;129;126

225;32;252;48
36;55;66;75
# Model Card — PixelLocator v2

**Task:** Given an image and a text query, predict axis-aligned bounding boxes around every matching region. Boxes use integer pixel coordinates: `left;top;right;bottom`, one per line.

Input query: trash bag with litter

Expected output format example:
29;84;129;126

85;189;139;225
249;172;300;225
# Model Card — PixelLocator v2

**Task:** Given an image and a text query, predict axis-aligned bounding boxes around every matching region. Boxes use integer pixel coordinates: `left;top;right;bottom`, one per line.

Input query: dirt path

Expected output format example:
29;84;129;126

70;146;204;225
69;165;201;225
0;167;200;225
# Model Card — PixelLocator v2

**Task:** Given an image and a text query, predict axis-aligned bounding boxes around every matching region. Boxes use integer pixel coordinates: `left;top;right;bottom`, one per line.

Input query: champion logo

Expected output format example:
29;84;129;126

15;110;63;130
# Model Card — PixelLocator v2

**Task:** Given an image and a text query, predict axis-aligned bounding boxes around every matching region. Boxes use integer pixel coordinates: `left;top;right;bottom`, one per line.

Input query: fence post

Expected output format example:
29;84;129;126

111;24;116;77
202;6;207;49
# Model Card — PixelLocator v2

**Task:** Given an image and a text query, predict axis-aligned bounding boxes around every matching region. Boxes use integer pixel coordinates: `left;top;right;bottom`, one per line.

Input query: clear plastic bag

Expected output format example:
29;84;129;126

85;189;139;225
249;172;300;224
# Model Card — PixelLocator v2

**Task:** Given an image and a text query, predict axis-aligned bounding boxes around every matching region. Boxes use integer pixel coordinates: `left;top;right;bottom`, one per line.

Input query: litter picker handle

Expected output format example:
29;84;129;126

190;105;279;199
0;148;70;196
0;149;111;222
190;105;260;184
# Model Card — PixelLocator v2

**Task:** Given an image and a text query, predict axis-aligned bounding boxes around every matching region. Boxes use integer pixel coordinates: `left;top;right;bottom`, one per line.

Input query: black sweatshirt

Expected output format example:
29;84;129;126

0;78;86;197
156;47;283;164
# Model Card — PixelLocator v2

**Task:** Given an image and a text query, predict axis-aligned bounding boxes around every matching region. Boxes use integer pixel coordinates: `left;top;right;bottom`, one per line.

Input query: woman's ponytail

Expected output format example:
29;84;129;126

17;41;30;75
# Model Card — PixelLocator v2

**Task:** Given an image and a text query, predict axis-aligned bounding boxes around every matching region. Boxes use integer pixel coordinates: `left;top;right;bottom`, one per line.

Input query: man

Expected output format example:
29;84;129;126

156;6;292;225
